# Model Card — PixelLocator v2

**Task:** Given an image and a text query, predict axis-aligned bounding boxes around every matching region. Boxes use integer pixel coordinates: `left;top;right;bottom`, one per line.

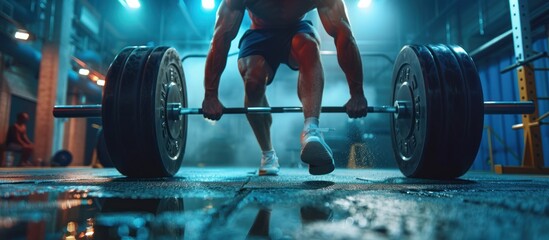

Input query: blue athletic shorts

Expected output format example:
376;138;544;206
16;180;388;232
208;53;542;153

238;20;319;83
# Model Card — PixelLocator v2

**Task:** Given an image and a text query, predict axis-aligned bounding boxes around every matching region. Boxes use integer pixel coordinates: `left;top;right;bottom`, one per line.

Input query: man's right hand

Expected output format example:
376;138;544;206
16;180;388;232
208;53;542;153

202;96;224;121
344;95;368;118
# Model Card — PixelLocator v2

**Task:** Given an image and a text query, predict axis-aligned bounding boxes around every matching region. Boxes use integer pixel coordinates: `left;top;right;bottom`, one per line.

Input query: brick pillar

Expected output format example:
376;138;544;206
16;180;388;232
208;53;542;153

34;0;74;164
63;93;87;166
0;53;11;144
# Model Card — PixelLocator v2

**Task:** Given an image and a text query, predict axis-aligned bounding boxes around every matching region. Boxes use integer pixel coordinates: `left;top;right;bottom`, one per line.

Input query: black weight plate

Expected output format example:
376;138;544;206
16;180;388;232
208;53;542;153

140;47;187;177
426;44;469;179
115;46;155;176
390;45;445;178
448;45;484;176
96;128;113;168
102;47;137;171
104;46;186;178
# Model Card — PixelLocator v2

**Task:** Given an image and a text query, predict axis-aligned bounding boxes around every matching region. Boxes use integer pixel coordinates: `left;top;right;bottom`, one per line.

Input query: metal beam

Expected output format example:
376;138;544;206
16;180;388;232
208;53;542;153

177;0;201;38
469;1;549;58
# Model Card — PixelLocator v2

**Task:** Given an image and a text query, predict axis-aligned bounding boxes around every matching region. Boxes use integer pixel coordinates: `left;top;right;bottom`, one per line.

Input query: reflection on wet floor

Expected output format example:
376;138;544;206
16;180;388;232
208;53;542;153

0;190;228;239
241;205;334;240
0;191;336;239
1;168;549;239
0;190;343;239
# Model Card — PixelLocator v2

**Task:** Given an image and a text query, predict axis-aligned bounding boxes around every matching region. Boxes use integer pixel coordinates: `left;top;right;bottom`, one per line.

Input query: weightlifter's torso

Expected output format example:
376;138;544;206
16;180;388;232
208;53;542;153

227;0;335;29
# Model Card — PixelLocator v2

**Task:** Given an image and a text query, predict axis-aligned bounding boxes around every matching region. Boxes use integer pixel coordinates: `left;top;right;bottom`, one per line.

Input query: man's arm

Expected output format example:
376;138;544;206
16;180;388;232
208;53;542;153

22;129;33;146
15;126;32;147
203;0;245;120
316;0;367;118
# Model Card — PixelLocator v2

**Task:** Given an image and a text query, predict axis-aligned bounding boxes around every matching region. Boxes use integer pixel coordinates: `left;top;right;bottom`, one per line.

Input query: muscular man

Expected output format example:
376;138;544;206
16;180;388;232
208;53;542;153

202;0;368;175
5;112;34;166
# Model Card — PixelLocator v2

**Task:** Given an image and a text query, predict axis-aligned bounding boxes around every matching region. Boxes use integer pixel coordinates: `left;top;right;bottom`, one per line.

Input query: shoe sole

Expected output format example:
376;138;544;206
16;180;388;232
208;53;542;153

301;141;335;175
309;164;335;176
259;168;279;176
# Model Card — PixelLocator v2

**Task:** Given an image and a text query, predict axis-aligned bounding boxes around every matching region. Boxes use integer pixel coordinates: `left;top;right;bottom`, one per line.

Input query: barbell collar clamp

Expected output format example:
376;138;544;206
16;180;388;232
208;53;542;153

393;101;409;119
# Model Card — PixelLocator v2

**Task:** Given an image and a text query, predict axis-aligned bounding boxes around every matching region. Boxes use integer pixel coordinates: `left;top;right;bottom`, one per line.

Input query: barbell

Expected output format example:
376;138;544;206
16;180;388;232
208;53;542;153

53;44;535;179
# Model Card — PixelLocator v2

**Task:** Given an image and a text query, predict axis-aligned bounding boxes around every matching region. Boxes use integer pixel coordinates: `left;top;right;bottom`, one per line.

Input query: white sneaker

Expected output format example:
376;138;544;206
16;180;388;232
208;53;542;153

259;152;279;176
300;128;335;175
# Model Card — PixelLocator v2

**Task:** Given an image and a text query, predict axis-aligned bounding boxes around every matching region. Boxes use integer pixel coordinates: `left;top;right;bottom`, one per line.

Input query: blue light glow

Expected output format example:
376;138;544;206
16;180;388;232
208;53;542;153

358;0;372;9
119;0;141;9
202;0;215;10
126;0;141;9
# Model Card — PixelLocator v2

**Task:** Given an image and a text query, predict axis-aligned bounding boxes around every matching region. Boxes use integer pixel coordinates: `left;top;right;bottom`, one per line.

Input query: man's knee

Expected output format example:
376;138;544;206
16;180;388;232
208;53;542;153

291;33;320;62
245;79;266;101
238;56;271;101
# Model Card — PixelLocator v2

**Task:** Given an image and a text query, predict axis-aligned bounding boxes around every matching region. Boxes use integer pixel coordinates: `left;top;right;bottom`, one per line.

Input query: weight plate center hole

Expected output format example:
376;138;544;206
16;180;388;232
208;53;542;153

166;81;182;140
395;81;415;139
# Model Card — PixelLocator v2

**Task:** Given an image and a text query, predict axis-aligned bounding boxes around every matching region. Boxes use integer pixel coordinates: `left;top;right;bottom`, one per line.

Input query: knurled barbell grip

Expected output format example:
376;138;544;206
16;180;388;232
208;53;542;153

183;106;399;114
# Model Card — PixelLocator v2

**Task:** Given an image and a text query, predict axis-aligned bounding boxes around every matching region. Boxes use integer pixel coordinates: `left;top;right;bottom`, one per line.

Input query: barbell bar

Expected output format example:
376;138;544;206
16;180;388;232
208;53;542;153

53;101;534;118
51;44;538;179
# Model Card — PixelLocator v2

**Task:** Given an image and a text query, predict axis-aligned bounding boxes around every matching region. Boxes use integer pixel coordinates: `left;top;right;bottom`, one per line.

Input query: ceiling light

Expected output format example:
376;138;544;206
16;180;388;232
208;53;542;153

14;30;30;41
96;79;105;86
78;68;90;76
119;0;141;9
358;0;372;9
202;0;215;10
126;0;141;9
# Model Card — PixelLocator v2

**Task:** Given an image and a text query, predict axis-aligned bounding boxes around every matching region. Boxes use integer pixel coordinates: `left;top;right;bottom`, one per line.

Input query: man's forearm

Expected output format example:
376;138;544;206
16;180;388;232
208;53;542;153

335;31;364;97
204;41;231;98
23;136;32;145
204;1;243;98
16;135;28;146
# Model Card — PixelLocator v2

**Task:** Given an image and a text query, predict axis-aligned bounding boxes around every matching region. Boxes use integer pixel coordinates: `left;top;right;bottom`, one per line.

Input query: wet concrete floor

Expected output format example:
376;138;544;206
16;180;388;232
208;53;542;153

0;167;548;239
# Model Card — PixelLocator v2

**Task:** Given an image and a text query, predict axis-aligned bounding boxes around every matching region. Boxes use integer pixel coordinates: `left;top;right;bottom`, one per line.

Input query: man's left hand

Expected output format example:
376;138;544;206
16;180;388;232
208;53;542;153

344;95;368;118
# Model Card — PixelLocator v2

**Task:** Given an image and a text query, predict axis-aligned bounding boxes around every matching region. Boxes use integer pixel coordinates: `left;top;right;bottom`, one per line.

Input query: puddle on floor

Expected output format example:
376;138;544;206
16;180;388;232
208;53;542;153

0;189;229;240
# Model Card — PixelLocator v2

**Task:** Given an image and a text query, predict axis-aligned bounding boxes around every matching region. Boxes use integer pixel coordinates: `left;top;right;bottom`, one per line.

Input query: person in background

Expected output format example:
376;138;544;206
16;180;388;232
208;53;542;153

5;112;35;166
